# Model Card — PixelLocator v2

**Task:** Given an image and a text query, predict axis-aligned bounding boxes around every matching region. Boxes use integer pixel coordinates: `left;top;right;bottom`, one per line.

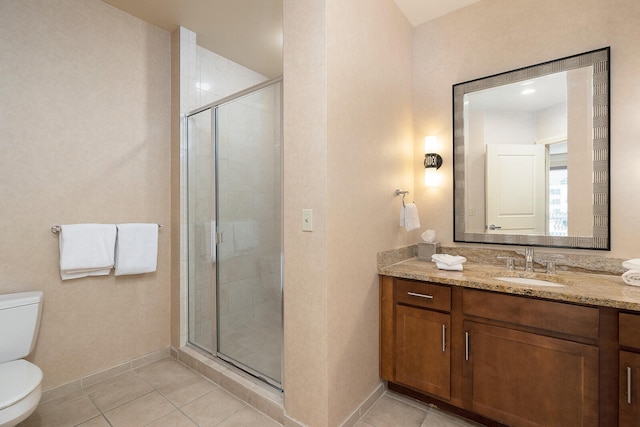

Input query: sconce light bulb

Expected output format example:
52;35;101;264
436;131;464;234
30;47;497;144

424;168;440;187
425;135;438;153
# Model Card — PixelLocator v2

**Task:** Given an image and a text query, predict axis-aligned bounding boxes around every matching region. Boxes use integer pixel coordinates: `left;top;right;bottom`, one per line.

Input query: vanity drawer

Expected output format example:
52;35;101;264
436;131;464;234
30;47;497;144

394;279;451;312
463;289;599;339
619;313;640;349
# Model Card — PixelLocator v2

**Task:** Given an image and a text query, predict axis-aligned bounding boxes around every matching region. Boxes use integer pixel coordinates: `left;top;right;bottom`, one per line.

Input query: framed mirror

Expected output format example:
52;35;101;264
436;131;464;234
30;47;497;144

453;47;610;249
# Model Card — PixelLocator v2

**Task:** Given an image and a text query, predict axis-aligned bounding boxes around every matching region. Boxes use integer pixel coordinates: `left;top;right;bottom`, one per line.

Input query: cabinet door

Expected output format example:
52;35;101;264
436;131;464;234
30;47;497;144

395;305;450;399
620;351;640;426
463;321;598;427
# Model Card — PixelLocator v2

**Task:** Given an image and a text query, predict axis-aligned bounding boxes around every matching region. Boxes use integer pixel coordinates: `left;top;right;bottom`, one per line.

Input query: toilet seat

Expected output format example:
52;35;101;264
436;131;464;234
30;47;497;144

0;360;42;411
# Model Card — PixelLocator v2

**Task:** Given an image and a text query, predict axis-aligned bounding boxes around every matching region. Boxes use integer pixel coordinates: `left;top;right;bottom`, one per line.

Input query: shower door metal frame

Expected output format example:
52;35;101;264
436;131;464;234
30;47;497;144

185;77;284;390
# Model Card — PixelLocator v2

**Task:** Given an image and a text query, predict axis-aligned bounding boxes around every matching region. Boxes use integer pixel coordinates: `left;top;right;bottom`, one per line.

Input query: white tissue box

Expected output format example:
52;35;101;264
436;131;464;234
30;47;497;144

417;242;440;261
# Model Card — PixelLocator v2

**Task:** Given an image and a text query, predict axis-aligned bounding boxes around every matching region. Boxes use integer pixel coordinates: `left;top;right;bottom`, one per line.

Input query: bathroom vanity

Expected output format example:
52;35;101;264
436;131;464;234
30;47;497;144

379;255;640;427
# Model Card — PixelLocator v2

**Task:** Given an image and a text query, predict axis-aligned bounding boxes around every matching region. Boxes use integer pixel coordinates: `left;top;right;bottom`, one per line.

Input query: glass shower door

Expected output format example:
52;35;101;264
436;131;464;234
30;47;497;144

215;81;282;387
187;108;216;354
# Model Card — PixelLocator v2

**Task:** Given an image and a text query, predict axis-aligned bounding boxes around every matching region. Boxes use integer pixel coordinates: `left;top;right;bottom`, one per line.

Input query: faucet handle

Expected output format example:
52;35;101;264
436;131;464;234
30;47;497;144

497;256;517;271
545;260;556;274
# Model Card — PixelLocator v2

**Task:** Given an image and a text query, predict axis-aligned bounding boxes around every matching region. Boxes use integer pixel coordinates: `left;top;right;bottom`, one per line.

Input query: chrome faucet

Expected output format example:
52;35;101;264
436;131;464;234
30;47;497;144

524;248;534;272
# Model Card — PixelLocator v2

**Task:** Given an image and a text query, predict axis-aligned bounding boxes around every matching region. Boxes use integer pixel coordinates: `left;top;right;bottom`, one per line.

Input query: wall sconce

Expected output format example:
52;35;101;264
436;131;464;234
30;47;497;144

424;136;443;187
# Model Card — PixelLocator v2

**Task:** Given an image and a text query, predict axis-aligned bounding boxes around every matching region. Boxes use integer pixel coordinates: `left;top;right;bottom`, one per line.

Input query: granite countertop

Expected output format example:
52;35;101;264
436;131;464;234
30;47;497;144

379;257;640;312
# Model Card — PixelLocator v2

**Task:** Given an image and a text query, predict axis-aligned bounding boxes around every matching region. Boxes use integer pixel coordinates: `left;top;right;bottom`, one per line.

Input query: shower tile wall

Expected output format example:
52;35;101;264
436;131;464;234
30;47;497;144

178;26;270;348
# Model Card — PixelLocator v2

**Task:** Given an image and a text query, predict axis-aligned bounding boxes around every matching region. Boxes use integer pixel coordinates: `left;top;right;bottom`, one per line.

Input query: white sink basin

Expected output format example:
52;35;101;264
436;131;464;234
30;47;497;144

495;276;565;287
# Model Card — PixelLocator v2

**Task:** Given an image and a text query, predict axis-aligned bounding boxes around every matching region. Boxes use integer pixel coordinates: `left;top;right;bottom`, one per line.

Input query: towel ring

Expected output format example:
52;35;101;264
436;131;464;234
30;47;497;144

395;189;409;207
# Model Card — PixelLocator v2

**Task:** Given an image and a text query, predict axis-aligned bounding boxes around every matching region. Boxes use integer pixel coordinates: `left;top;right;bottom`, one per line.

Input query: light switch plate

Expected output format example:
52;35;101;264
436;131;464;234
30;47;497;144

302;209;313;231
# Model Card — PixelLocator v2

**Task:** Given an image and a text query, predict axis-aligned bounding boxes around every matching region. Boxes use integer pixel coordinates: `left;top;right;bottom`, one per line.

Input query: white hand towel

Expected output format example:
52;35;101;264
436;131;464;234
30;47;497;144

115;223;158;276
435;262;464;271
59;224;117;280
402;203;421;231
432;254;467;266
622;269;640;286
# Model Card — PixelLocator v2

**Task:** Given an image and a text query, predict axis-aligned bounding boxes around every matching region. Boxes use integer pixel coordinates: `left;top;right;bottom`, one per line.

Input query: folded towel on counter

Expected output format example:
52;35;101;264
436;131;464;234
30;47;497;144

432;254;467;266
59;224;117;280
622;269;640;286
435;262;464;271
115;223;158;276
623;259;640;270
432;254;467;271
400;203;421;231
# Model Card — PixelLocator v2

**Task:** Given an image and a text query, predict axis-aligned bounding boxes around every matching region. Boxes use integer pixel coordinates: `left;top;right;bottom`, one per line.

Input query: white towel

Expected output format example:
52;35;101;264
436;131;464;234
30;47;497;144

623;259;640;270
115;223;158;276
435;262;464;271
432;254;467;265
623;269;640;286
59;224;117;280
400;203;421;231
432;254;467;271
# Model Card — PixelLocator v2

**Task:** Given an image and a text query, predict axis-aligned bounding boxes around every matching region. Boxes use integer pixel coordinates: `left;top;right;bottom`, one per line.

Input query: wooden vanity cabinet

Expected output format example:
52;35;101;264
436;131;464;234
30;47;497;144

380;278;453;398
390;279;452;400
380;277;614;427
619;313;640;426
463;289;600;427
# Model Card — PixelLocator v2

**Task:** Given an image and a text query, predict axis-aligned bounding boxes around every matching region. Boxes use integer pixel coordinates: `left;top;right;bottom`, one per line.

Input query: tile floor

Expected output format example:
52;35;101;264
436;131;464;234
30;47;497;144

19;357;481;427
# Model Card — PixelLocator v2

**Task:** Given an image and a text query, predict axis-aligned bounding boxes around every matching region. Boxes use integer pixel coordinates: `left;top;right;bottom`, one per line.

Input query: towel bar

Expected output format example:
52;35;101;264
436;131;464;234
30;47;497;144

51;224;163;234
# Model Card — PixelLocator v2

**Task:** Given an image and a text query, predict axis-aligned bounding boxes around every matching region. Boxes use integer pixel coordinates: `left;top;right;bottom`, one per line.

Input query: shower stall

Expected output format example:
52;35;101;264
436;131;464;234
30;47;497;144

186;78;283;389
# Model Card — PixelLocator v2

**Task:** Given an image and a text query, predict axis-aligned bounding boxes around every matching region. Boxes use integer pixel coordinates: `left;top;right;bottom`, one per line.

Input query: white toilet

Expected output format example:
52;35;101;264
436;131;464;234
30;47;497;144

0;291;44;427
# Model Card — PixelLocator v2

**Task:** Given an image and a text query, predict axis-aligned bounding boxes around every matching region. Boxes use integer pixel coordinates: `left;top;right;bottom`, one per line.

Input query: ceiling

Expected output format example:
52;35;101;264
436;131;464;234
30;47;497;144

100;0;479;78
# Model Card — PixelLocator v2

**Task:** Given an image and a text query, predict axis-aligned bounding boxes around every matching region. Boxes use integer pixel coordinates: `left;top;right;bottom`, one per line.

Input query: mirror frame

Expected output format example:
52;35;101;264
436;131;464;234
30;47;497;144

453;47;610;250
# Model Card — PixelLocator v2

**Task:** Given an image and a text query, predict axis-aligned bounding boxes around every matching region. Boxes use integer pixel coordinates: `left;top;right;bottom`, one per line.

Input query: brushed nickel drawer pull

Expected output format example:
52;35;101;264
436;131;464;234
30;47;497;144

465;332;470;361
628;366;633;404
442;324;446;352
407;292;434;299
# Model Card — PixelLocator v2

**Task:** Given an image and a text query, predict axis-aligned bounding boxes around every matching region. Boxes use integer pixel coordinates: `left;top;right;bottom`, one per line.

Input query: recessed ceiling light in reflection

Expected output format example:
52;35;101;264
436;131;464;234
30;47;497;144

521;88;536;95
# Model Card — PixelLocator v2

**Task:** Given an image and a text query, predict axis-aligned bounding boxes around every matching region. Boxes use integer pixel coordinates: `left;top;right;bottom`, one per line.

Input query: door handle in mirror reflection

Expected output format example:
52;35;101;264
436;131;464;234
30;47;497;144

407;292;434;299
488;224;502;230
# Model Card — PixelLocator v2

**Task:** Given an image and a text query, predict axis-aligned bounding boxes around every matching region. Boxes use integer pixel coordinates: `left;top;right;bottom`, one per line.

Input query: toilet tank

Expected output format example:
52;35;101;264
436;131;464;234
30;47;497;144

0;291;43;363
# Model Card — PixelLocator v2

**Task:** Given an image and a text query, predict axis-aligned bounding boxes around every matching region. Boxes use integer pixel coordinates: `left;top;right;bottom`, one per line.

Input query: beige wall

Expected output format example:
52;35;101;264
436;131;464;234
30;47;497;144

413;0;640;259
0;0;172;389
283;0;414;425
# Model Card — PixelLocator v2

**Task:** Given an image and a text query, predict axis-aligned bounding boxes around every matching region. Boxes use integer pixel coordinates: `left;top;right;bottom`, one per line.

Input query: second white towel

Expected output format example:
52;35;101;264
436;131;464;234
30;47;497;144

623;269;640;286
432;254;467;271
115;223;158;276
400;203;421;231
